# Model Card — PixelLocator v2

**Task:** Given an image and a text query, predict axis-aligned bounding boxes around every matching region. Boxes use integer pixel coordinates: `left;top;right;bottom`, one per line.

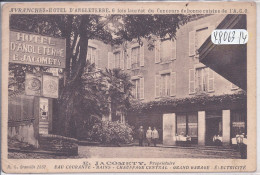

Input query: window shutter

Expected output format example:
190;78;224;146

86;47;90;62
120;50;124;70
140;45;145;67
91;50;95;64
127;48;131;69
170;72;176;96
155;75;160;98
189;30;196;56
189;69;195;94
171;40;177;60
95;49;99;68
140;77;144;99
113;53;116;69
108;52;113;69
208;68;214;92
155;40;161;63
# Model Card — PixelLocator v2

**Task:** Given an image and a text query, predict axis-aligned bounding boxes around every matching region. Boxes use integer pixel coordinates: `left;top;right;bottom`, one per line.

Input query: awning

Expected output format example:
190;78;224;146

198;15;247;90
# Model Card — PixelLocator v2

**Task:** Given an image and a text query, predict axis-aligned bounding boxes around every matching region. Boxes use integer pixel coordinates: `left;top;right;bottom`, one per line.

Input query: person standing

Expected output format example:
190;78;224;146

146;127;152;146
152;127;159;147
137;126;145;146
237;133;247;159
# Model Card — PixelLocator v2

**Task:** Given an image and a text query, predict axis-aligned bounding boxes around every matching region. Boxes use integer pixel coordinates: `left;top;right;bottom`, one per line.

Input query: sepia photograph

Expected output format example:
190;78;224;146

1;2;256;173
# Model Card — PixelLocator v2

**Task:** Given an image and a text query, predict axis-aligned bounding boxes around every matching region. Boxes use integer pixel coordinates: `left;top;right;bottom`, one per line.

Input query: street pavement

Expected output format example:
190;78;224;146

78;146;241;159
8;145;241;159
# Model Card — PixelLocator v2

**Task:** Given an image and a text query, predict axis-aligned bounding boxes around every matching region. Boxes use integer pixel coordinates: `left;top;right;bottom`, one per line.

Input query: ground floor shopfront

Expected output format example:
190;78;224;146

127;93;247;146
162;109;246;146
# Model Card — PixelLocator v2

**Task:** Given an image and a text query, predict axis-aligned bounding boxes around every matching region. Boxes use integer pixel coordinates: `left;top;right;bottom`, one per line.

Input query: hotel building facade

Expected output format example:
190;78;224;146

86;14;247;146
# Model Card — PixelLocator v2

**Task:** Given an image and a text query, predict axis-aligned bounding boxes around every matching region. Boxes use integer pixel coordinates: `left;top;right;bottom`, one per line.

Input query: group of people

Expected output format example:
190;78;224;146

137;126;159;147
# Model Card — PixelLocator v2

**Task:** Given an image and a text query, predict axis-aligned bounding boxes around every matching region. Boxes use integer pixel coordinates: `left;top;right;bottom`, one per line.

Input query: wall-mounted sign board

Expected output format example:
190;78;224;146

9;31;66;68
25;73;42;96
42;74;59;99
25;73;59;99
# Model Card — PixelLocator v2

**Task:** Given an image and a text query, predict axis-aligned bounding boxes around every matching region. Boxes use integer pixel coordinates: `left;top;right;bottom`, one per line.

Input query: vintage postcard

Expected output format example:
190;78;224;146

1;1;256;173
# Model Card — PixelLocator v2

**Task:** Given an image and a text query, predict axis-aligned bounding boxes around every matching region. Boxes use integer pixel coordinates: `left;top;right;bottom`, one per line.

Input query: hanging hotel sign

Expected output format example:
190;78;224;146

25;73;42;96
42;74;59;98
9;31;66;68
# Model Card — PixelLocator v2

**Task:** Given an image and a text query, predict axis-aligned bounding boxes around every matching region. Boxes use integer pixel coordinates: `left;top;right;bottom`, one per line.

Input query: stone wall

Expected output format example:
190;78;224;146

38;134;78;156
8;122;38;147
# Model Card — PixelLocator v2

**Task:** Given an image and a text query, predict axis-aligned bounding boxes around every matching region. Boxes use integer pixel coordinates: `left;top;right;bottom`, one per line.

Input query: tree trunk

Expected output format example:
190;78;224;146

57;29;89;137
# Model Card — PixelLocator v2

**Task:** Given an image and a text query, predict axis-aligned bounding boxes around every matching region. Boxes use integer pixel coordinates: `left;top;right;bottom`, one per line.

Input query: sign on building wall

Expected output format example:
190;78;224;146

9;31;66;68
25;73;42;96
42;75;59;99
39;98;49;134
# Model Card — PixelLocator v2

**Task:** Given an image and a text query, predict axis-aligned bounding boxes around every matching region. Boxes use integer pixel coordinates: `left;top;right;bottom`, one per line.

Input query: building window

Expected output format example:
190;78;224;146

160;39;172;62
132;79;140;99
192;67;214;93
114;51;121;69
231;110;246;138
87;46;97;65
187;114;198;137
176;114;187;136
131;46;140;69
108;50;124;70
160;73;171;97
127;43;144;69
196;67;208;92
155;72;176;98
132;77;144;100
196;27;209;49
155;39;177;63
176;113;198;137
189;25;214;57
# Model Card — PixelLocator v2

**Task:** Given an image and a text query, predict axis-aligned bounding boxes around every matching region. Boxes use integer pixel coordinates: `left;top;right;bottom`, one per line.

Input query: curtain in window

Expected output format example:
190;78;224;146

136;79;140;99
131;47;140;68
196;67;208;92
133;79;140;99
161;75;166;97
176;114;186;135
196;68;202;91
231;110;246;137
114;52;120;68
160;73;170;97
202;68;208;91
188;113;198;137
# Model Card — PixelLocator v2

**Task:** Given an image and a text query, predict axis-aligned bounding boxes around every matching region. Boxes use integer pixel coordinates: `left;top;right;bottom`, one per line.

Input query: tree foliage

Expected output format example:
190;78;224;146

91;120;134;144
101;68;134;121
115;15;186;40
129;91;247;114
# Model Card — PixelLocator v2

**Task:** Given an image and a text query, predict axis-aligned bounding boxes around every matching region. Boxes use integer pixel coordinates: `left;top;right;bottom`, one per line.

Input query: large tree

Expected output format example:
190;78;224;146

102;68;134;121
10;14;193;137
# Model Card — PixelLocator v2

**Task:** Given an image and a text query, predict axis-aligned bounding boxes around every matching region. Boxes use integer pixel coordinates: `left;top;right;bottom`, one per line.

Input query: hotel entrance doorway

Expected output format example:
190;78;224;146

206;111;222;146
